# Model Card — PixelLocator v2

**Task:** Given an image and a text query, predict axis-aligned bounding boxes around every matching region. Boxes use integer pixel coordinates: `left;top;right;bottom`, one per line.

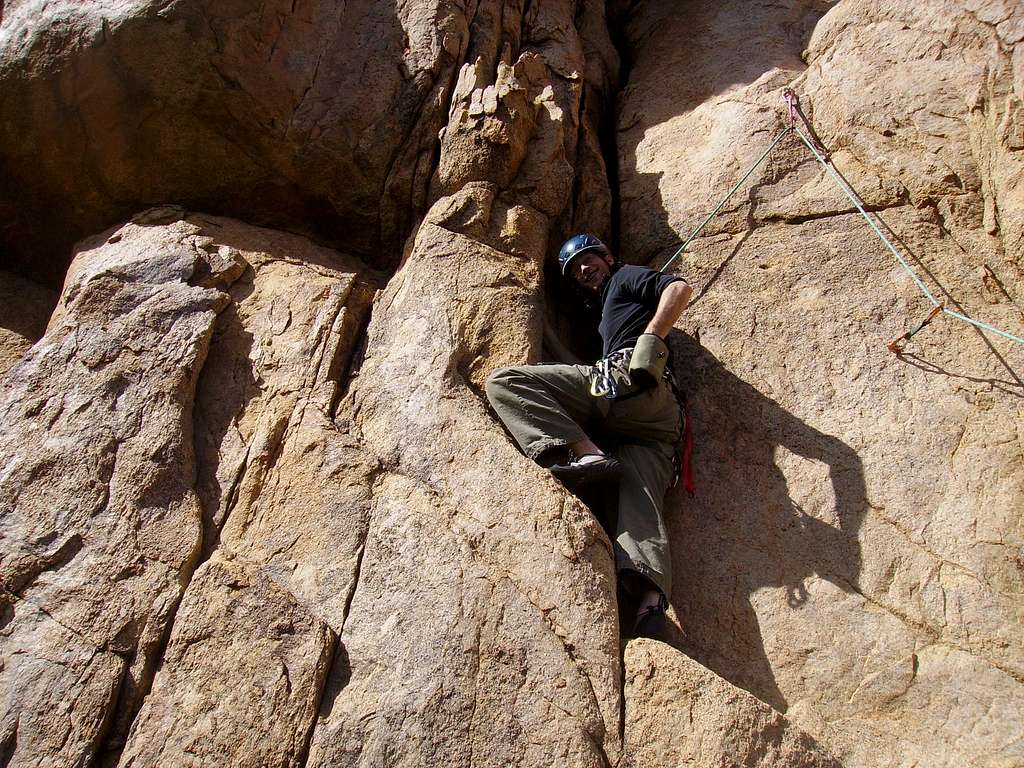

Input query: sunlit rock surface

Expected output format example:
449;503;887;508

1;1;1021;766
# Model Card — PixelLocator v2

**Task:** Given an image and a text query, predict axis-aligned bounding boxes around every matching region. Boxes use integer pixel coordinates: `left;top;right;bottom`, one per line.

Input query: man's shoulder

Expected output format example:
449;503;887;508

610;264;655;285
616;264;652;277
610;264;673;289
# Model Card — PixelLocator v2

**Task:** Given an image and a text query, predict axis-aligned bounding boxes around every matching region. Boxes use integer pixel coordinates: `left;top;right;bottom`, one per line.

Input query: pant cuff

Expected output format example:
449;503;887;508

525;437;569;461
616;558;670;604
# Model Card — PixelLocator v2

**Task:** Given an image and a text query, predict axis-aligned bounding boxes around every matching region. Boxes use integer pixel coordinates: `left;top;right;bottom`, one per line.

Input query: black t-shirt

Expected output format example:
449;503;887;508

598;265;682;357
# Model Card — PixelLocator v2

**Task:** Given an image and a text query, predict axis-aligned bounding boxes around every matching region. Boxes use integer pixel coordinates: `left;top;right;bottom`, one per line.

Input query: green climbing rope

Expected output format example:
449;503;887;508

656;91;1024;349
791;124;1024;347
658;126;793;274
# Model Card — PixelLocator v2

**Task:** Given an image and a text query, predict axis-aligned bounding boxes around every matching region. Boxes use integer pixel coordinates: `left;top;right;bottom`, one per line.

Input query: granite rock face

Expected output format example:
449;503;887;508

0;213;235;764
617;1;1024;766
0;0;468;284
623;639;841;768
1;1;1022;768
117;554;335;768
0;209;377;765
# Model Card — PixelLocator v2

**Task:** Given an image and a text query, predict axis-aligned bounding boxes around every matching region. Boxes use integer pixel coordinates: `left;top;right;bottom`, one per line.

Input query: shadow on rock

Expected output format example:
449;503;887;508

663;334;867;713
614;0;830;266
193;282;258;557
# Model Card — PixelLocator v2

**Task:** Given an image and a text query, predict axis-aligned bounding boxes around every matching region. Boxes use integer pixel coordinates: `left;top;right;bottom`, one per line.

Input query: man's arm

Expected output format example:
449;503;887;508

645;280;693;338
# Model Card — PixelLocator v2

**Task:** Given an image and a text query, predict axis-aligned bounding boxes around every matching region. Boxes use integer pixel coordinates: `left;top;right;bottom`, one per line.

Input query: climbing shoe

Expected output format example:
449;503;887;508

549;453;622;489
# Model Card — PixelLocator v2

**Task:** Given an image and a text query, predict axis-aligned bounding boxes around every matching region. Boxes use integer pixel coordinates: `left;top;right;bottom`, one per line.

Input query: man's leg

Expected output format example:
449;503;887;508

485;364;608;462
603;378;683;617
613;440;675;608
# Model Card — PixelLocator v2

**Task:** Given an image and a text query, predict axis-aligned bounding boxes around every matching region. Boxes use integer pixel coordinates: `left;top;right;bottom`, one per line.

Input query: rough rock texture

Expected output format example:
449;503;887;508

0;214;235;764
1;1;1022;767
308;1;627;763
308;187;621;767
0;209;376;766
623;639;841;768
0;0;468;284
117;554;334;768
0;270;57;376
111;208;379;764
617;1;1024;766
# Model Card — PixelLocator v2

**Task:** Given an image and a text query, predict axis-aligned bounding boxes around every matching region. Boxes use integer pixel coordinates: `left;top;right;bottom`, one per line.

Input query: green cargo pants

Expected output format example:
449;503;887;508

485;362;683;600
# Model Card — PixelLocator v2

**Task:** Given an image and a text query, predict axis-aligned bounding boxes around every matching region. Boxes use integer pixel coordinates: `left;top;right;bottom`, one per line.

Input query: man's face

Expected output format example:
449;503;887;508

570;250;613;293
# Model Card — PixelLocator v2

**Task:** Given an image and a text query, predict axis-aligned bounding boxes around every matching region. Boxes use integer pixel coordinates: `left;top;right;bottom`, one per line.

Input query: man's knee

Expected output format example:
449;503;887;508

484;366;513;406
485;364;537;401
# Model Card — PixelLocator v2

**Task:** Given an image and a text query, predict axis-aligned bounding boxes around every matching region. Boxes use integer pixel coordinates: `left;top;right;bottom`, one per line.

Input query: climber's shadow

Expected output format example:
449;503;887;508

663;333;867;713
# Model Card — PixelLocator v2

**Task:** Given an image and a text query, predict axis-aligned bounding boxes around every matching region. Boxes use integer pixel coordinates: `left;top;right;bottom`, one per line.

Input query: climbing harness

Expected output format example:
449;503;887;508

657;89;1024;353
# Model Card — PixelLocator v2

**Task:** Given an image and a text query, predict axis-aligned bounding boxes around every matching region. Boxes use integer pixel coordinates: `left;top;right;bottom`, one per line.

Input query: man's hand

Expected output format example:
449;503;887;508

644;280;693;339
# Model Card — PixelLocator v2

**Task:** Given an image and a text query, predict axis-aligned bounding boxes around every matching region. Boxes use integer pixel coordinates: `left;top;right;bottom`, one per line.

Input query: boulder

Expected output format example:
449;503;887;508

0;0;469;284
623;639;841;768
0;212;236;765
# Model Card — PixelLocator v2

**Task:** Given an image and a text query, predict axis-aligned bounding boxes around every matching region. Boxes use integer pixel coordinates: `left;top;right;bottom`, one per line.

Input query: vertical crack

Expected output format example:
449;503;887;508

296;464;381;768
602;2;635;259
295;629;338;768
95;270;246;766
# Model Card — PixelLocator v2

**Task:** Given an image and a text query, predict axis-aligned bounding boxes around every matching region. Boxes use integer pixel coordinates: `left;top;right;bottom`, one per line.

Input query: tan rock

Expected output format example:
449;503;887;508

0;215;236;765
309;190;623;765
307;3;626;762
815;643;1024;768
0;599;124;767
0;208;380;765
0;0;471;283
190;213;377;549
617;1;1024;766
623;639;841;768
117;554;334;768
0;271;57;378
307;474;615;768
107;210;378;758
5;2;1022;767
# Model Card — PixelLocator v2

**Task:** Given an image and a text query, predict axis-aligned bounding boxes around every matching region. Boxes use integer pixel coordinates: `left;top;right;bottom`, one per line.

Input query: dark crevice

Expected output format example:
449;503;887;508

378;0;484;264
542;1;634;367
603;0;637;259
323;276;380;417
340;536;369;636
85;650;130;768
330;297;376;418
94;576;191;768
761;200;906;226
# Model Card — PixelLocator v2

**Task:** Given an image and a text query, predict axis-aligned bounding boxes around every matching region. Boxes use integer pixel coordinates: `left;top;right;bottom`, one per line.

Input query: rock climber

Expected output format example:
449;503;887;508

485;234;693;638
